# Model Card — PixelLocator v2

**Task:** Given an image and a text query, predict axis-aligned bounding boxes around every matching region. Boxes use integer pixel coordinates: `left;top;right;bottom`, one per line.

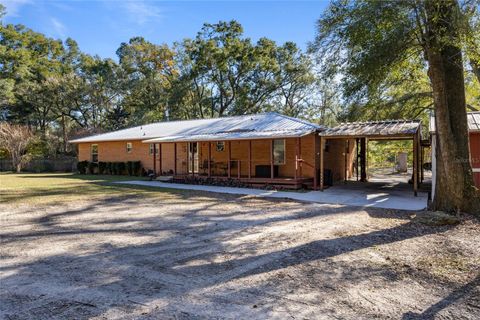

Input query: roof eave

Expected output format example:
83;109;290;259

142;130;316;143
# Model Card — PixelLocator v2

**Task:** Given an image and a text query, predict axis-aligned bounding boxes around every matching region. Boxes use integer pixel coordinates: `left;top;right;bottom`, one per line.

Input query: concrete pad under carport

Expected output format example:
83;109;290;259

116;180;428;211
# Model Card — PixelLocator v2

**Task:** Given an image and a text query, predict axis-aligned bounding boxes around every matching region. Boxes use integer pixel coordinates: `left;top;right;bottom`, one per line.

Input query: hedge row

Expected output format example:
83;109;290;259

77;160;143;176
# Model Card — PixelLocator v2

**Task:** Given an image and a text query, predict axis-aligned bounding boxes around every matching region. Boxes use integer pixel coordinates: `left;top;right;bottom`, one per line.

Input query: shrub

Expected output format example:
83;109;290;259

132;161;141;176
111;162;117;175
118;162;126;175
98;162;107;174
88;162;98;174
126;161;133;175
77;160;89;174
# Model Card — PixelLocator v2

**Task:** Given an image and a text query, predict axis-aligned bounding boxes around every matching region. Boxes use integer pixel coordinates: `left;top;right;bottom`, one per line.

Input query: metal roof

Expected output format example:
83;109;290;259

429;112;480;133
69;112;323;143
321;120;421;138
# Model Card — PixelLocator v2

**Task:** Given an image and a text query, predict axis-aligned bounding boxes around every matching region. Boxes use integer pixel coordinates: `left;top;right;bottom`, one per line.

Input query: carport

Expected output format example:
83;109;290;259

319;120;423;195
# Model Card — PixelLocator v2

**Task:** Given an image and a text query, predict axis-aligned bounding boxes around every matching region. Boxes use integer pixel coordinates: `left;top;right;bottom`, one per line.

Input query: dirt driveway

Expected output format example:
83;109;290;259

1;189;479;319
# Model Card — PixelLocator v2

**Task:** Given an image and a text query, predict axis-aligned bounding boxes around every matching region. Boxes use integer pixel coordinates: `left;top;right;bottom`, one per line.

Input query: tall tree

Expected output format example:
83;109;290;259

274;42;315;117
116;37;177;124
311;0;480;214
176;20;315;118
423;0;479;213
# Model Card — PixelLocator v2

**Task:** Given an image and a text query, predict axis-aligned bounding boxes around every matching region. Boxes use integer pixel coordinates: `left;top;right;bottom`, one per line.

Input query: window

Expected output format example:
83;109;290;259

91;144;98;163
149;143;157;155
273;139;285;165
216;141;225;152
126;142;132;153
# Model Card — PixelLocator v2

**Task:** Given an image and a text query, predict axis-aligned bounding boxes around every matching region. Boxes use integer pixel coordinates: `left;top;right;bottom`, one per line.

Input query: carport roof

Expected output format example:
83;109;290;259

321;119;421;139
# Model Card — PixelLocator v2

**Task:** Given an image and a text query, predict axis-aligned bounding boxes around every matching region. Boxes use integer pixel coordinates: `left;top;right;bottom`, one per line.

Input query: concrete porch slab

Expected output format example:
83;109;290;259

115;180;428;211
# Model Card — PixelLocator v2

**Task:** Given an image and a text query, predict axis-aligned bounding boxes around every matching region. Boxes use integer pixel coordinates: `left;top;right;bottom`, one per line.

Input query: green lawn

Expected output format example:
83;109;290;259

0;173;181;205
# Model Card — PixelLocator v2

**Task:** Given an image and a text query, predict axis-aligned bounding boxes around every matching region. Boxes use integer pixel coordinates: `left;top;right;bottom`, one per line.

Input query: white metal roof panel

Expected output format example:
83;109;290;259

143;129;312;143
69;112;323;143
429;112;480;133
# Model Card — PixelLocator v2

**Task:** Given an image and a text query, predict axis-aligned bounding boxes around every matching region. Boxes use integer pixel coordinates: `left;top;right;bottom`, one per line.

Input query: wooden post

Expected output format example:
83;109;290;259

248;140;252;179
208;142;211;177
158;143;162;175
356;138;360;181
270;139;274;179
344;139;348;183
227;141;231;178
420;144;424;182
295;137;299;180
153;143;156;175
174;142;177;175
314;135;319;190
320;136;324;191
366;138;369;181
360;137;367;182
299;137;302;177
418;134;422;185
413;135;418;196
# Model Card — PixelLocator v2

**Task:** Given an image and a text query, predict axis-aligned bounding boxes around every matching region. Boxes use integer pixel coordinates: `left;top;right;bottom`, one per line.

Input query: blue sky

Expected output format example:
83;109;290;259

2;0;329;59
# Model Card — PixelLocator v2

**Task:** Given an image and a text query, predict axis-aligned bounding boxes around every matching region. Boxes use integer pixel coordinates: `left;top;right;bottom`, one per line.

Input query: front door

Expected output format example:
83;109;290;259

188;142;199;174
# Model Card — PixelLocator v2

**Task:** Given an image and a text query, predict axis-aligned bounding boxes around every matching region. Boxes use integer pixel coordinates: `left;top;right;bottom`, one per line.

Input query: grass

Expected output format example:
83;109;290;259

0;173;185;206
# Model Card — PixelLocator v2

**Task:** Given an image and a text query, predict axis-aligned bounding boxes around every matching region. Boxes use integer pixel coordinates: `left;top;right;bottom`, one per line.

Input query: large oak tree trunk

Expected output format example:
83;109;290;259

425;0;480;214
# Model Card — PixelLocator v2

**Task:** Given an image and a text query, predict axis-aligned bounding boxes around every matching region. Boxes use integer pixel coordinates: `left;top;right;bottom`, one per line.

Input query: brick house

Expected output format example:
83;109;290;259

70;112;423;192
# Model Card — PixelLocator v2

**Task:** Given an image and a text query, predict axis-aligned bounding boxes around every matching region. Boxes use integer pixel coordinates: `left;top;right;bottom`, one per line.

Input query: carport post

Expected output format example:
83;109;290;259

356;138;360;181
420;144;424;183
344;139;348;183
314;135;319;190
418;132;422;185
360;137;367;182
413;135;418;196
320;135;324;191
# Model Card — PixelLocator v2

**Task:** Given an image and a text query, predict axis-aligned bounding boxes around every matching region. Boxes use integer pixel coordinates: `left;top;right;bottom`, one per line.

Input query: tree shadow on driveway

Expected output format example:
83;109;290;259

0;190;476;319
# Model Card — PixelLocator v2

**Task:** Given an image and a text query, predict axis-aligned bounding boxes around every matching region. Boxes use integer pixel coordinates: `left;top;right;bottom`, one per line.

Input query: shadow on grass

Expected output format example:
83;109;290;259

0;173;241;204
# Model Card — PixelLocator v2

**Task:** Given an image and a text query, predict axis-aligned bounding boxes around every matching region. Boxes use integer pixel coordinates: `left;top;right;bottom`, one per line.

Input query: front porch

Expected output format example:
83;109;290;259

147;135;319;190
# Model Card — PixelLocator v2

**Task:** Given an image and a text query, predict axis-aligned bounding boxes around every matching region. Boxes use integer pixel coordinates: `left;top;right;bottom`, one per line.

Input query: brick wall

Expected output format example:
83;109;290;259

78;140;154;171
76;134;319;179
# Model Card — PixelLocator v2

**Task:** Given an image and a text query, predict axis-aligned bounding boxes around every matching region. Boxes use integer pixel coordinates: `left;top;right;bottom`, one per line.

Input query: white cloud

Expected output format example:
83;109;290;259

2;0;32;17
51;17;67;38
121;0;163;25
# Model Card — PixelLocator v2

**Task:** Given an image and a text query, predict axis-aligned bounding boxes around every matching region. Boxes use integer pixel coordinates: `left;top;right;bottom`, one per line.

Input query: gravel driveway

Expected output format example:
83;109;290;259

0;191;479;319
